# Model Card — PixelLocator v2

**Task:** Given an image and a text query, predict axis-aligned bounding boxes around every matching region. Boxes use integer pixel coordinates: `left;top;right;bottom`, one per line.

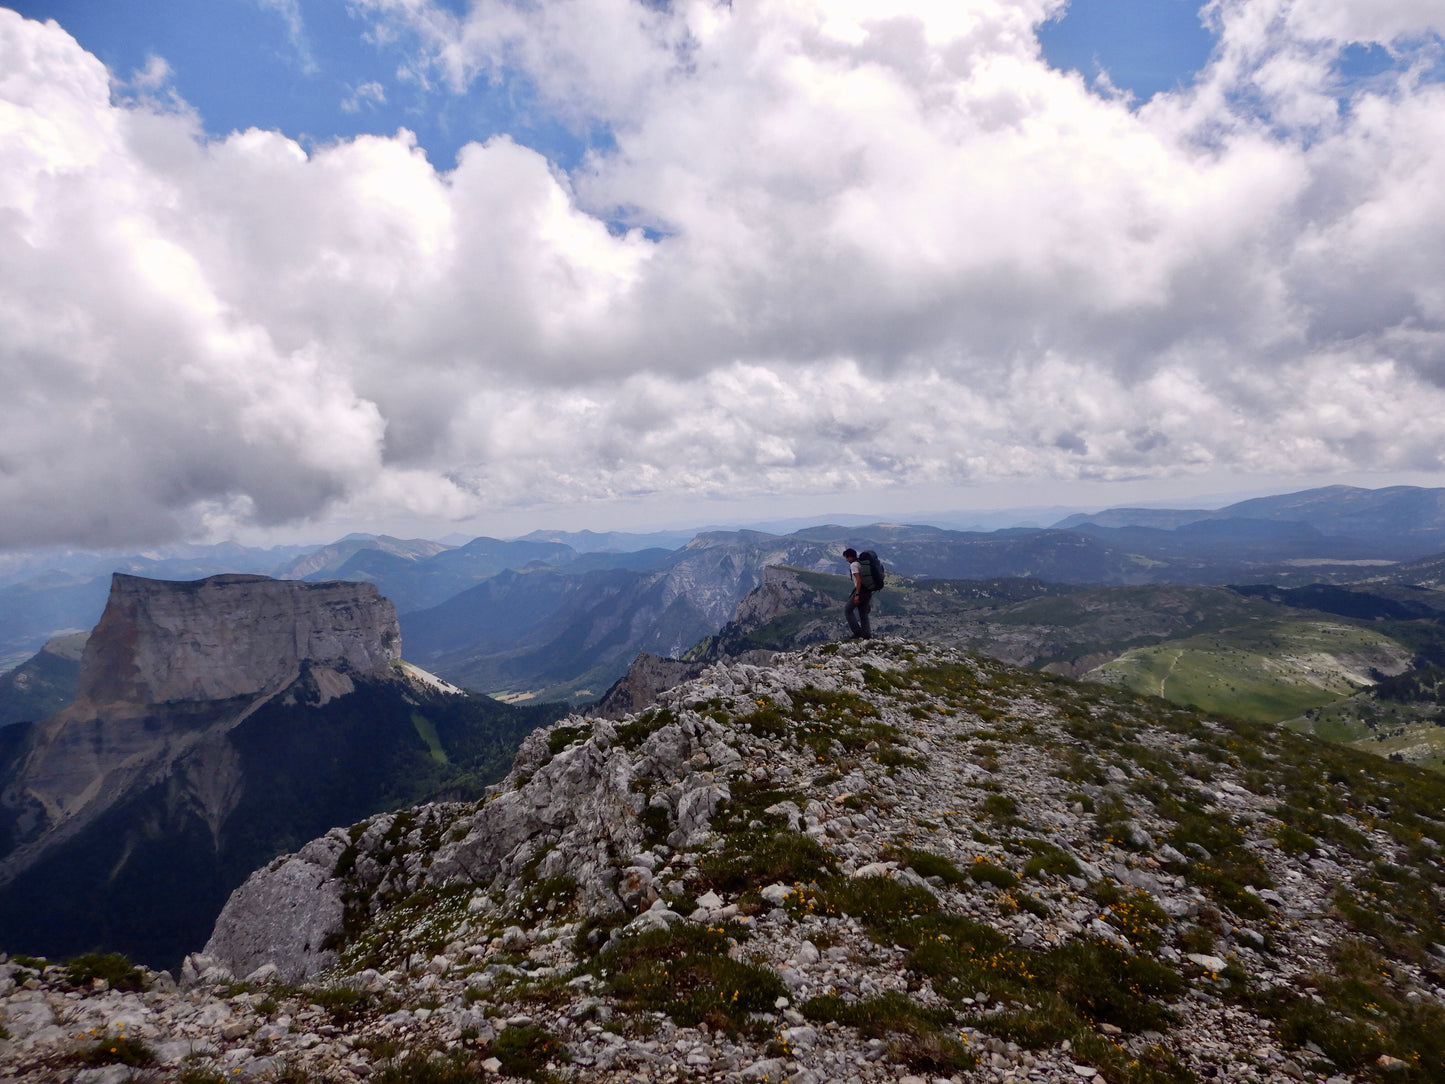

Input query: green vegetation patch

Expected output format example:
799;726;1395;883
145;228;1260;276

1153;795;1274;919
982;939;1183;1041
802;991;976;1072
307;983;396;1024
699;829;837;895
894;846;969;886
64;951;148;992
708;779;808;837
546;723;590;756
1254;938;1445;1080
1017;839;1082;881
371;1049;491;1084
788;866;1184;1078
411;712;449;765
966;857;1020;890
1090;884;1172;952
337;882;474;972
77;1030;155;1067
594;922;784;1031
1089;620;1409;724
492;1024;571;1080
614;707;679;748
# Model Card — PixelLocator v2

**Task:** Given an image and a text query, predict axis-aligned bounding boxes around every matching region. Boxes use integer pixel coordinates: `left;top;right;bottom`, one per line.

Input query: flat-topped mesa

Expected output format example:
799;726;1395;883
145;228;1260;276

76;573;401;709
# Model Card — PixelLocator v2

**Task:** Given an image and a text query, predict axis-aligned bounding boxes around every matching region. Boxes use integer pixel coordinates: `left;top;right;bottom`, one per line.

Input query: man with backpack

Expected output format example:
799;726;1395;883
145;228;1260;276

842;547;883;639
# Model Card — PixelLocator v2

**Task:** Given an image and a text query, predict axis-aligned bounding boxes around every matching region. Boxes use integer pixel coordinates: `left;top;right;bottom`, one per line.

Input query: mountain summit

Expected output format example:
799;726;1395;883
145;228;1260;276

0;574;403;889
26;638;1428;1083
74;572;401;708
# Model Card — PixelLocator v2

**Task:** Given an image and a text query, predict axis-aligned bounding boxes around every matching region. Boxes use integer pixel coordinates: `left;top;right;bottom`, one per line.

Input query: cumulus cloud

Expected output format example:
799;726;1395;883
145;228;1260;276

3;2;1445;547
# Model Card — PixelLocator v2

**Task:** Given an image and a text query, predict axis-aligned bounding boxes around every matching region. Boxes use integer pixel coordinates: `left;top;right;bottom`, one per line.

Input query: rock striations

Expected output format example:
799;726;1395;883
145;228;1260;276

6;638;1443;1083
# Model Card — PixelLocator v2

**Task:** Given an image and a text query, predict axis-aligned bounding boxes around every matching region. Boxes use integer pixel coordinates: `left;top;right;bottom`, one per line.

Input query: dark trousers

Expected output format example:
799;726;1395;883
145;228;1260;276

845;590;872;638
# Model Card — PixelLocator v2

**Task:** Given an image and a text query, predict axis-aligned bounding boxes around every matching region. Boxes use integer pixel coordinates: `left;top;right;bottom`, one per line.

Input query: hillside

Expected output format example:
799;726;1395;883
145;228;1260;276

6;640;1442;1083
0;632;84;728
686;569;1445;773
1085;621;1413;723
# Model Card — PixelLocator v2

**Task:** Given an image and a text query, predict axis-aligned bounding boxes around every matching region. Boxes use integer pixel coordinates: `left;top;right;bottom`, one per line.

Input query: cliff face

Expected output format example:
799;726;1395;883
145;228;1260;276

74;573;400;710
0;574;555;968
0;575;401;912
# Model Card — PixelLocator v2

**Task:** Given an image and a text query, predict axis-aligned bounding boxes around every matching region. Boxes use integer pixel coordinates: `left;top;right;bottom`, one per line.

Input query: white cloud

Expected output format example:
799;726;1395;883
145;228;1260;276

3;2;1445;548
256;0;317;74
341;80;388;113
131;54;172;91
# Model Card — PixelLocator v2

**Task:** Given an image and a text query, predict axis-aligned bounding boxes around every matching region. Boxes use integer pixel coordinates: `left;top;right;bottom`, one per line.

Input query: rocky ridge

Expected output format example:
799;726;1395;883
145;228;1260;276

4;639;1445;1083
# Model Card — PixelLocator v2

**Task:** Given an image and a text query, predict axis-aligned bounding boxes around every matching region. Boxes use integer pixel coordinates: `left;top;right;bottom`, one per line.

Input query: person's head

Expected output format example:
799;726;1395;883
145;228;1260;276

842;548;858;561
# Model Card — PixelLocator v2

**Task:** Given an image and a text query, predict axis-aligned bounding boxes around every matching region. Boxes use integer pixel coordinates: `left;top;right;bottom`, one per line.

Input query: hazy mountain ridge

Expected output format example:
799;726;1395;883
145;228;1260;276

8;484;1445;695
14;640;1440;1082
0;632;84;729
1055;485;1445;556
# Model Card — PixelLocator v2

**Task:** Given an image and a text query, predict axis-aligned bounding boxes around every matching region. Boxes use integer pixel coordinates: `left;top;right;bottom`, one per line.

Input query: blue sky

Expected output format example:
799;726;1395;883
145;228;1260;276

4;1;1445;546
14;0;1222;170
14;0;598;169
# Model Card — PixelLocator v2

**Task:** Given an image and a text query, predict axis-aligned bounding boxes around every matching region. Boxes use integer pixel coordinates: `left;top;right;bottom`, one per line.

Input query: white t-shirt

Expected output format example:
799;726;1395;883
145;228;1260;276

848;559;862;584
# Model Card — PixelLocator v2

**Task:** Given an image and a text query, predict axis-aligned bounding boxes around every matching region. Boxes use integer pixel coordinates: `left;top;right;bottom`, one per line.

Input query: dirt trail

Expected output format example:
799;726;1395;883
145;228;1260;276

1159;649;1184;698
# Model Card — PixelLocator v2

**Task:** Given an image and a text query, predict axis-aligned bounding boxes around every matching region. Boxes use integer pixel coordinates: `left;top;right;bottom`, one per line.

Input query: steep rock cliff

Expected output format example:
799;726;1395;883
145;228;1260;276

0;574;557;968
0;574;401;876
74;572;400;710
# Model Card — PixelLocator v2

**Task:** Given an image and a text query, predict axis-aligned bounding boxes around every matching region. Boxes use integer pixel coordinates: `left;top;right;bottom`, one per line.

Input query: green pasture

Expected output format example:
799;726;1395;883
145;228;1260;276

1086;619;1411;724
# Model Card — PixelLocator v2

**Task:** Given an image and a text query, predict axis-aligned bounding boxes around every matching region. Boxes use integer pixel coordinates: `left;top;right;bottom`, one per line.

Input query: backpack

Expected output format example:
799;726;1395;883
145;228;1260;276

858;550;885;591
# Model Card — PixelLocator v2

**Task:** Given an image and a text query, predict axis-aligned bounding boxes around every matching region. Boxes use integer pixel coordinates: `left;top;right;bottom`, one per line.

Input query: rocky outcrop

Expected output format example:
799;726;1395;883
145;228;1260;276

0;574;449;970
591;652;707;719
202;832;352;984
7;639;1445;1082
592;566;834;717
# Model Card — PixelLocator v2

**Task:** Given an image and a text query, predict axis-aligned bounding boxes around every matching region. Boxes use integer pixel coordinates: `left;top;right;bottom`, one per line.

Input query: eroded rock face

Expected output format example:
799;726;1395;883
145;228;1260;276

75;573;400;710
204;831;351;984
591;566;831;717
591;652;706;719
0;574;402;890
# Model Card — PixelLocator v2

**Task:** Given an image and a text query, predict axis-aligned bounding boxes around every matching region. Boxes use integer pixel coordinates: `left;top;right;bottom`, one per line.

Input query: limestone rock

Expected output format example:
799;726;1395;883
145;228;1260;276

75;572;400;709
205;831;350;984
0;574;401;891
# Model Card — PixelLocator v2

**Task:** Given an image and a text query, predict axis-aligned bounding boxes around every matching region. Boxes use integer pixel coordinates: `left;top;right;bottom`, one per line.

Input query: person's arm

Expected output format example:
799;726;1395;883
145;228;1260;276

852;568;863;599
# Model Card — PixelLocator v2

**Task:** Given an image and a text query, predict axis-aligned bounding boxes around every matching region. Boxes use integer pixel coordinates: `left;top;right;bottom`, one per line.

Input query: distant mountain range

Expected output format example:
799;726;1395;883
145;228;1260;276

7;484;1445;709
1054;484;1445;554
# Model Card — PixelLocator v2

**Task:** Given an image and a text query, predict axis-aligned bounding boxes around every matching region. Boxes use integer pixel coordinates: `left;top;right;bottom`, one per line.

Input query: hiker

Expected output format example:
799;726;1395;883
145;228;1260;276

842;547;872;639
